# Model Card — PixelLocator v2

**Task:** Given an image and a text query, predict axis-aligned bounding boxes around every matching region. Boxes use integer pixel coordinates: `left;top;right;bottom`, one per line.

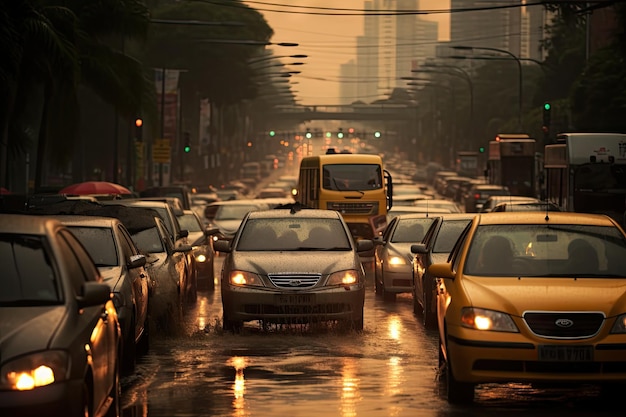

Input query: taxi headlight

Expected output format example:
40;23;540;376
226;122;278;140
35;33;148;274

460;307;518;332
229;270;264;287
611;314;626;333
327;270;360;286
1;350;69;390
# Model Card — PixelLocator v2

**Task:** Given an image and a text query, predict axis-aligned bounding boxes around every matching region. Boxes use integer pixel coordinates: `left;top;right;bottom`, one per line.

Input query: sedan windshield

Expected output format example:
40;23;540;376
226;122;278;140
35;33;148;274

67;226;118;267
464;224;626;277
0;235;61;304
237;218;351;251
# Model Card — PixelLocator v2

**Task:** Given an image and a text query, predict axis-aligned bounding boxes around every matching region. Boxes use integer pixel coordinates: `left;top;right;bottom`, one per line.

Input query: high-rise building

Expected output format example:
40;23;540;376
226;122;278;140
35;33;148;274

353;0;439;103
339;59;358;105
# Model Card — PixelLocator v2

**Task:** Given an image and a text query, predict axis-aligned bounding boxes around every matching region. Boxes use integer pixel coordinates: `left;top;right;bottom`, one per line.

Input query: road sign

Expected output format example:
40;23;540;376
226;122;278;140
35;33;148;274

152;139;171;163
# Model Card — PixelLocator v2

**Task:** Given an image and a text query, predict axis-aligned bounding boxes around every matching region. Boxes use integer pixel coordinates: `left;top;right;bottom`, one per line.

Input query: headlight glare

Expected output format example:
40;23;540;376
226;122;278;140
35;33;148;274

195;254;207;263
460;307;518;332
327;270;360;286
388;255;406;266
229;270;264;287
1;350;69;390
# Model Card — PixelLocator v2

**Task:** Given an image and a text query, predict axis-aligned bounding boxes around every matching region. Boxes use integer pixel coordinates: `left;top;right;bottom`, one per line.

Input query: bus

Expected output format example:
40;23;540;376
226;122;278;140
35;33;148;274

296;151;393;241
544;132;626;224
486;133;538;197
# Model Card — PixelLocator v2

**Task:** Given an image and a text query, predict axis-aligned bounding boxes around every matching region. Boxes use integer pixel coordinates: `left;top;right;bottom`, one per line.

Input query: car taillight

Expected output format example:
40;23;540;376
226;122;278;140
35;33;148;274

474;193;481;200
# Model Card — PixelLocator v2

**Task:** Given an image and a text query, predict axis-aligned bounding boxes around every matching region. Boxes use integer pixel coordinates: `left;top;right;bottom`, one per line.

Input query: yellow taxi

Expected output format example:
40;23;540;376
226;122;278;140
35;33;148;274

430;211;626;403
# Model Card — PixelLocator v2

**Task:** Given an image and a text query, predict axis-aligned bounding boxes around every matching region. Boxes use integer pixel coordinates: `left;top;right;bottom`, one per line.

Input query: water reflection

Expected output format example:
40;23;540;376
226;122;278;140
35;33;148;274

339;357;360;417
228;356;249;417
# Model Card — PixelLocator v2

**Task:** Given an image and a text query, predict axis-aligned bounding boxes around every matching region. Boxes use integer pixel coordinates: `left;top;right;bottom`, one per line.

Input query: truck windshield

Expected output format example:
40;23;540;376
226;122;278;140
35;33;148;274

322;164;382;191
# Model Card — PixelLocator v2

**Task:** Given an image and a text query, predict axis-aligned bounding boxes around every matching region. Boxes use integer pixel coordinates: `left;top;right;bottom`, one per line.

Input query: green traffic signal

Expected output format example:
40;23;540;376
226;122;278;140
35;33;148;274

269;130;276;137
479;146;485;153
184;145;191;153
374;131;381;138
543;103;551;111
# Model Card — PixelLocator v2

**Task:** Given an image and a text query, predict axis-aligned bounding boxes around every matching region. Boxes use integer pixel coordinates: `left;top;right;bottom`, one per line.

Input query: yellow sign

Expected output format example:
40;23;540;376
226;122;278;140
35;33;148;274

152;139;171;163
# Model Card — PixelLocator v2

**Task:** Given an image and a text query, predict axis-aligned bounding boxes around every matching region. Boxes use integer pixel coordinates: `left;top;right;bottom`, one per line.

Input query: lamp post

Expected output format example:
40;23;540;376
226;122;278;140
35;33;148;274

451;45;522;129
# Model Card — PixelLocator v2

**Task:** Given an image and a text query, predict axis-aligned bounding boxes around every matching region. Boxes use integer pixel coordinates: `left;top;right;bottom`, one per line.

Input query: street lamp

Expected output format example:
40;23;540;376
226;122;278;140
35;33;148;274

451;45;522;129
416;63;474;142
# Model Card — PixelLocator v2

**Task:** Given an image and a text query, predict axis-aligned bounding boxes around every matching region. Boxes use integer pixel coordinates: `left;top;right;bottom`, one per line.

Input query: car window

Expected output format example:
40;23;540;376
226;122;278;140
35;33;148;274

177;213;203;232
0;234;60;304
390;218;434;243
236;218;351;251
464;224;626;277
67;226;118;267
132;226;164;253
432;220;473;253
59;230;101;283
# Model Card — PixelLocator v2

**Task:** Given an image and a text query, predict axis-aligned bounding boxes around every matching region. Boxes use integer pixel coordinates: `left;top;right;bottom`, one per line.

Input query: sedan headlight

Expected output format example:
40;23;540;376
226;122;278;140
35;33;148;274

387;255;407;266
1;350;69;390
229;270;264;287
460;307;519;332
327;269;360;286
611;314;626;333
195;253;207;263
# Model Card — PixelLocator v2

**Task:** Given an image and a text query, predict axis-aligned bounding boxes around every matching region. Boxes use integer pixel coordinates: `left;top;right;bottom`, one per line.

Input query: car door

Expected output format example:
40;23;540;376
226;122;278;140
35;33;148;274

58;229;117;410
118;224;149;343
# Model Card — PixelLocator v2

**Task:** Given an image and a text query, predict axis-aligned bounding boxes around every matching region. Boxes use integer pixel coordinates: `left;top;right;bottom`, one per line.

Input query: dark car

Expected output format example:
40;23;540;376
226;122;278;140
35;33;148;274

0;214;121;417
176;209;218;290
410;213;475;328
55;215;151;374
215;208;373;331
373;213;438;301
102;199;197;304
463;184;510;213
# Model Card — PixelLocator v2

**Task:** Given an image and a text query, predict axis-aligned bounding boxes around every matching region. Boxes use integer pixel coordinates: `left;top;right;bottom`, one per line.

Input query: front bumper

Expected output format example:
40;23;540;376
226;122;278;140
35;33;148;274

222;285;365;324
447;325;626;384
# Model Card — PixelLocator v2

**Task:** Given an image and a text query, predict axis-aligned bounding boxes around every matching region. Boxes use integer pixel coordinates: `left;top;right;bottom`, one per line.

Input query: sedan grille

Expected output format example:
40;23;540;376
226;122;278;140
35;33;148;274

269;273;322;288
523;312;605;339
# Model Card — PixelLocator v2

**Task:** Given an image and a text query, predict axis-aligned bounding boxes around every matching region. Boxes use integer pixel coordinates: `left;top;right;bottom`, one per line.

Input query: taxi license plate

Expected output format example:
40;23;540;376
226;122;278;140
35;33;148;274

538;345;593;361
276;294;313;305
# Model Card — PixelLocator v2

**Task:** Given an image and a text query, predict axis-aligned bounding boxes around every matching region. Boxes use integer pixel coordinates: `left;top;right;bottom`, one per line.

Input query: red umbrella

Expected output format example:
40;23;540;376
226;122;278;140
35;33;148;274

59;181;132;195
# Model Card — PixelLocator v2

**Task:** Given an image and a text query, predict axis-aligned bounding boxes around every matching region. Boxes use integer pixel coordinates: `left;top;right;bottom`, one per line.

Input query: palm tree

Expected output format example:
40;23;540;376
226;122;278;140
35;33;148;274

0;0;152;191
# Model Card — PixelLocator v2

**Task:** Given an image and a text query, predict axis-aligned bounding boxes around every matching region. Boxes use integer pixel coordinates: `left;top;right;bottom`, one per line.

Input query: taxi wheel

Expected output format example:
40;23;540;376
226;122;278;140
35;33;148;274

445;342;475;404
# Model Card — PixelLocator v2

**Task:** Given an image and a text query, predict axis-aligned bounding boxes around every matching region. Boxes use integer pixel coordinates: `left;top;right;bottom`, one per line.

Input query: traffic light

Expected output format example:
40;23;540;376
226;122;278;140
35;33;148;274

479;146;485;153
325;131;332;138
269;130;276;137
183;132;191;153
337;128;344;139
134;118;143;142
374;131;381;138
542;102;551;128
305;128;312;139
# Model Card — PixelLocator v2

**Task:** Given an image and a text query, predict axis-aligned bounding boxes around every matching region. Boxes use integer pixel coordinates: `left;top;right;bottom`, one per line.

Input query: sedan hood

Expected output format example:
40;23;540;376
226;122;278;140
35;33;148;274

99;266;123;291
232;251;358;276
0;307;64;357
462;277;626;316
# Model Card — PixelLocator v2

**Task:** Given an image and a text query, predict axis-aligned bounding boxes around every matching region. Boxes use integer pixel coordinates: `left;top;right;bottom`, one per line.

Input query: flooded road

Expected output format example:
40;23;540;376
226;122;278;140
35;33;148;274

121;259;620;417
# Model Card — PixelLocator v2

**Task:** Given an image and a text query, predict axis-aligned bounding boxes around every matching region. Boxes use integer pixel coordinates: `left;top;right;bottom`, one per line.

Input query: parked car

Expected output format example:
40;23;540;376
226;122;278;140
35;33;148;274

373;214;439;301
462;184;510;212
55;215;151;374
0;214;121;417
215;207;373;331
410;213;475;328
176;209;218;290
431;211;626;404
140;185;193;210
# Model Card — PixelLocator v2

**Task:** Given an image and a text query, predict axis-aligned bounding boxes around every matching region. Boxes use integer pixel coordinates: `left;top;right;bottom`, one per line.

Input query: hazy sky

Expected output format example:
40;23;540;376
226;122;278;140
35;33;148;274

245;0;451;105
